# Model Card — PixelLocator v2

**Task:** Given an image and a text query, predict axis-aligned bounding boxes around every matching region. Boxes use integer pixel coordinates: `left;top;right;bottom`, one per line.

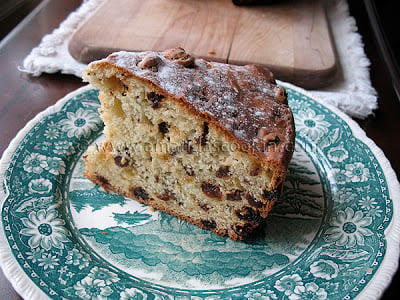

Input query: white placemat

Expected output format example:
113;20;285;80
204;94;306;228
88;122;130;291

20;0;377;119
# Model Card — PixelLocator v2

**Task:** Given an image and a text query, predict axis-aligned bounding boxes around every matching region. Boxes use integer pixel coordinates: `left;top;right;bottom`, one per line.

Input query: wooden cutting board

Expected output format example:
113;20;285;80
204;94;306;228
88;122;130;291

69;0;337;89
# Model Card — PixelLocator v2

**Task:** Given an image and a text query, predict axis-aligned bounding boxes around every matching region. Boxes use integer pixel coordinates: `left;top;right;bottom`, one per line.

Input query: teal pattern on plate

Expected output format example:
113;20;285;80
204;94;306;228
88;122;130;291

1;86;392;299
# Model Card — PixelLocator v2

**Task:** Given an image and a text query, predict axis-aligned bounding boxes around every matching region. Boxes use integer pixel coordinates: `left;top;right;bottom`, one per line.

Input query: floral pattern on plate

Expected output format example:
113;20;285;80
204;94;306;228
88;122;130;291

0;84;398;299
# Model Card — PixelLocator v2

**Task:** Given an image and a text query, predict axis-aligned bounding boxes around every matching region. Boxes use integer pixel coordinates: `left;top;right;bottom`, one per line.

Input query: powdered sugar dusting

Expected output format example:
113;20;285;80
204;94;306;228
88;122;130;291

103;50;294;160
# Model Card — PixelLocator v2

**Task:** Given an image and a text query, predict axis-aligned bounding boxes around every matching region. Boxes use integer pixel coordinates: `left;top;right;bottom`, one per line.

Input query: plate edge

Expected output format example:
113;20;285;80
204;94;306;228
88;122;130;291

279;80;400;300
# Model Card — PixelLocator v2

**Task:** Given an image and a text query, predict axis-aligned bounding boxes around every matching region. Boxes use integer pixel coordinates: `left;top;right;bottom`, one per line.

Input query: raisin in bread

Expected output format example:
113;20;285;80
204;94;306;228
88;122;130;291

83;48;295;240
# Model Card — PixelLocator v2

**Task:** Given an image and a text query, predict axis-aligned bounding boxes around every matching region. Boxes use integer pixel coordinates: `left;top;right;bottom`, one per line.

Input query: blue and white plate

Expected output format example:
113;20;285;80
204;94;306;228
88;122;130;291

1;83;399;299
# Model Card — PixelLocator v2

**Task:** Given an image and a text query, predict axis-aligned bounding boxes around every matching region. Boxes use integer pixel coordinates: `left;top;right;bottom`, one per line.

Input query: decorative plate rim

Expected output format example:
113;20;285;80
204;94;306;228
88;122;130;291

0;85;94;299
283;82;400;300
0;83;399;300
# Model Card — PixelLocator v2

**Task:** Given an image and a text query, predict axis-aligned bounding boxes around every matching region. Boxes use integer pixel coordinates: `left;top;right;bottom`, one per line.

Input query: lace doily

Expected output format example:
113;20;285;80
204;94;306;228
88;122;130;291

20;0;377;119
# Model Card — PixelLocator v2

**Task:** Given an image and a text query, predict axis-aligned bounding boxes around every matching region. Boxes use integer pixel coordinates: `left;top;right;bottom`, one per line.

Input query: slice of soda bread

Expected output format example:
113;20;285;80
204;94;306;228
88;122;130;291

83;48;295;240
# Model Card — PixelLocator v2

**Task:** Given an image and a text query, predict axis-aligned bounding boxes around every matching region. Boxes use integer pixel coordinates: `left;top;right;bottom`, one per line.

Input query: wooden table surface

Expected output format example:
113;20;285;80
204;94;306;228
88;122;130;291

0;0;399;299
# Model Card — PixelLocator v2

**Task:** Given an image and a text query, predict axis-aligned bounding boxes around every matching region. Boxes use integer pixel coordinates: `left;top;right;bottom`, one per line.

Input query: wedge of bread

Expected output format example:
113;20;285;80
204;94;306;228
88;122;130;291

83;48;295;240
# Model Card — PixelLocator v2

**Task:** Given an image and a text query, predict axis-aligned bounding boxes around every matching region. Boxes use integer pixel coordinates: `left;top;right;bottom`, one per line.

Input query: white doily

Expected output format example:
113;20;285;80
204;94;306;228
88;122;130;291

21;0;103;77
20;0;377;119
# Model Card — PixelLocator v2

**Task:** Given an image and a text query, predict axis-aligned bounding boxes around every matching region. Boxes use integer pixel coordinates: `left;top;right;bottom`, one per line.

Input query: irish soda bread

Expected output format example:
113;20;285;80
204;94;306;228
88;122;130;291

83;48;295;240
